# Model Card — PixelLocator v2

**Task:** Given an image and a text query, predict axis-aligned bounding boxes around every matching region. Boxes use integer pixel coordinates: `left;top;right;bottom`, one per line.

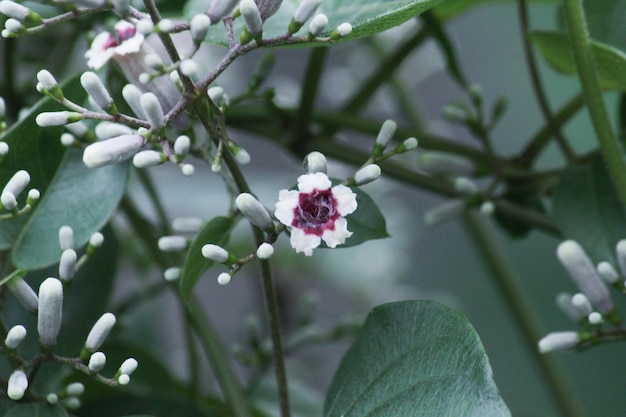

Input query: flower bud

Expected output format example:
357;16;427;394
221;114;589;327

59;249;77;281
156;19;174;33
61;133;75;147
0;1;42;24
95;121;133;140
208;0;239;22
7;370;28;400
289;0;321;34
174;135;191;156
65;121;90;139
1;191;17;211
0;142;8;156
256;242;274;259
36;111;82;127
202;244;234;263
122;84;145;118
5;325;26;349
538;331;580;353
331;22;352;40
572;293;593;316
38;278;63;347
424;199;464;226
66;382;85;396
164;267;181;282
88;351;106;373
4;18;22;35
117;374;130;385
354;164;381;185
119;358;138;375
158;236;187;252
240;0;263;37
181;164;195;176
208;86;224;104
308;13;327;37
557;240;614;313
7;277;38;312
36;70;63;100
172;217;202;233
140;92;165;131
89;232;104;248
83;135;146;168
180;59;200;80
401;137;418;150
59;225;74;250
3;170;30;199
454;176;478;195
417;151;475;176
373;119;396;156
303;151;326;173
479;201;494;216
236;193;273;230
80;72;117;114
217;272;232;285
191;13;211;41
597;261;619;284
588;311;603;325
555;292;583;322
132;150;166;168
85;312;116;352
47;393;58;404
256;0;282;20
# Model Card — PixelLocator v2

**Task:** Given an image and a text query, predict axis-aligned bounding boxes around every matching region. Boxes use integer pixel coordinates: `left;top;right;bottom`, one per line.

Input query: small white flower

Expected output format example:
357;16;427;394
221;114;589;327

80;71;115;113
275;172;357;256
85;20;145;70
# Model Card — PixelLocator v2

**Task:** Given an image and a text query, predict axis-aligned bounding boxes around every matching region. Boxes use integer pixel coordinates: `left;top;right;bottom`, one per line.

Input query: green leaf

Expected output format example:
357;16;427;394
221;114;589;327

3;404;68;417
11;150;128;270
324;300;511;417
179;216;236;300
184;0;446;47
584;0;626;53
342;187;389;247
552;154;626;264
434;0;555;21
529;30;626;91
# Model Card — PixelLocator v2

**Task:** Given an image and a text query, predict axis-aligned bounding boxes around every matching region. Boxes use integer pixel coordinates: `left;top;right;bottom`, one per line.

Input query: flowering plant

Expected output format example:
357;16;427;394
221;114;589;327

0;0;625;416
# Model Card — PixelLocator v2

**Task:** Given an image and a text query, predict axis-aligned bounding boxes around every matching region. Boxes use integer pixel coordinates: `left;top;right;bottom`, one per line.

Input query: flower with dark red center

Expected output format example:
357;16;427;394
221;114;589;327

85;21;145;70
275;172;357;256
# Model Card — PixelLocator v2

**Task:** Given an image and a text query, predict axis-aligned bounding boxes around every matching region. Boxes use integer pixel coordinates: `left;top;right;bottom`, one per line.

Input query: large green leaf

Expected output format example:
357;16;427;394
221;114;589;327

179;216;236;300
552;154;626;264
529;31;626;91
3;404;68;417
324;300;511;417
434;0;554;21
184;0;445;47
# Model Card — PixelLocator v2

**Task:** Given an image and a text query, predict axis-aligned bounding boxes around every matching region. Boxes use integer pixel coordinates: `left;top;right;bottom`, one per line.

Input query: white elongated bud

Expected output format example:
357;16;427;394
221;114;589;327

122;84;145;118
36;111;82;127
26;189;39;205
95;121;133;140
418;151;475;176
538;331;580;353
597;261;619;284
240;0;263;36
174;135;191;156
424;199;464;226
132;150;165;168
236;193;273;230
59;249;77;281
0;1;41;23
308;13;327;36
217;272;231;285
1;191;16;210
191;14;211;41
3;169;29;198
36;70;61;95
140;93;165;131
85;312;116;351
83;135;146;168
164;267;181;282
557;240;614;313
66;382;85;396
0;142;8;156
158;236;187;252
59;225;74;250
208;0;239;22
354;164;381;185
572;293;593;316
65;121;89;138
81;72;116;114
454;177;478;195
616;239;626;277
304;151;327;173
201;244;232;263
402;137;418;150
5;325;26;349
119;358;138;375
172;217;202;233
37;278;63;347
555;292;583;322
376;119;396;148
256;242;274;259
4;18;23;34
256;0;282;20
88;351;106;373
7;278;38;312
7;370;28;400
294;0;321;24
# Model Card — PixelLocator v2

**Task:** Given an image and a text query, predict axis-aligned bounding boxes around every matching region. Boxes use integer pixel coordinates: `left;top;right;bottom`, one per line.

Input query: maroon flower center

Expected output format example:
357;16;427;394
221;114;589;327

292;188;339;236
103;26;137;50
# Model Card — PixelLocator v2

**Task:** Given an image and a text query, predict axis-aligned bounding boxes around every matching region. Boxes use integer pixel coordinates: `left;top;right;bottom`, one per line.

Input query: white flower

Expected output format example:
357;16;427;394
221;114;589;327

85;20;145;70
275;172;357;256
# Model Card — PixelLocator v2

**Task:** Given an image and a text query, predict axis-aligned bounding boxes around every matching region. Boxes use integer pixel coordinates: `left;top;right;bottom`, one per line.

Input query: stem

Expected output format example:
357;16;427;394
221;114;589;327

518;0;576;164
464;212;586;417
562;0;626;206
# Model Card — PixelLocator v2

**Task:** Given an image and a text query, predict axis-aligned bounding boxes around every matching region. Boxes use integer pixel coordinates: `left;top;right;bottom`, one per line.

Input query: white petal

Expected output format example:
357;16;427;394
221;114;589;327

85;33;115;69
332;184;357;216
297;172;331;193
322;217;352;248
114;33;145;56
274;189;299;226
289;227;321;256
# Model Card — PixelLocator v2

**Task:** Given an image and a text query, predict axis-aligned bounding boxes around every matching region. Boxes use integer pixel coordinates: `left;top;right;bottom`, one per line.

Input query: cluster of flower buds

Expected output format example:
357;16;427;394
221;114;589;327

0;0;42;38
0;163;41;219
538;239;626;353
